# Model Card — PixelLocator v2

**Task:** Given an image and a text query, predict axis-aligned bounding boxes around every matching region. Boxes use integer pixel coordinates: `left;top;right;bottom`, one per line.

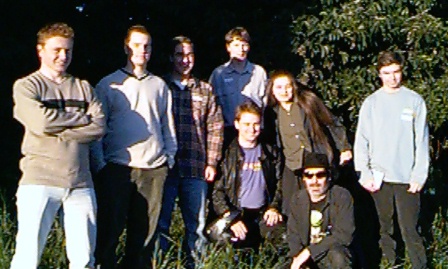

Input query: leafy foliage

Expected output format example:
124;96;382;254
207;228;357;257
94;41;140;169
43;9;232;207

291;0;448;139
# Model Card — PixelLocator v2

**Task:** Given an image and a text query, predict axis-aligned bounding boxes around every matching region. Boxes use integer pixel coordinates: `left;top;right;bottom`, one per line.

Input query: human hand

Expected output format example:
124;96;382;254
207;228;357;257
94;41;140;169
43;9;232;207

339;150;353;165
290;257;302;269
408;182;423;193
230;221;247;240
263;208;283;226
205;165;217;182
290;248;311;269
360;178;380;193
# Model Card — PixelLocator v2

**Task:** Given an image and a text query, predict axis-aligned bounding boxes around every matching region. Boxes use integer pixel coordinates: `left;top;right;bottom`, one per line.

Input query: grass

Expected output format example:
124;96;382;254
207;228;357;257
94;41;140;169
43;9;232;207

0;190;447;268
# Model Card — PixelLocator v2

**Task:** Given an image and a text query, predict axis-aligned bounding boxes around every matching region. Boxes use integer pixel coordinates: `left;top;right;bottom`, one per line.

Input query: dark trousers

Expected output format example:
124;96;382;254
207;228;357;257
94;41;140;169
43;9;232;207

303;245;352;269
282;166;301;217
94;162;168;269
231;208;286;251
371;183;427;269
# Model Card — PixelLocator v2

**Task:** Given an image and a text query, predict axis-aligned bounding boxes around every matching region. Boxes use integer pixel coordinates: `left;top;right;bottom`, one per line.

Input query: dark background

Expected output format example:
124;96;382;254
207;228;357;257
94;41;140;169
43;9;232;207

0;0;316;194
1;3;448;265
1;0;448;196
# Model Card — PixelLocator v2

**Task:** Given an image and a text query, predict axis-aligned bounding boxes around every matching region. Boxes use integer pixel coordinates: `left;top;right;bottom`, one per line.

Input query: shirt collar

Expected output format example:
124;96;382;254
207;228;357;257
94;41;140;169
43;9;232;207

166;74;199;91
223;60;254;74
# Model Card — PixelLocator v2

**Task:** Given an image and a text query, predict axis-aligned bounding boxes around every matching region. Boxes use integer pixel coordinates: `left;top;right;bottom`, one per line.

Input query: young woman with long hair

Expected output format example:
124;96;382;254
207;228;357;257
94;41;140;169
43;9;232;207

263;70;352;216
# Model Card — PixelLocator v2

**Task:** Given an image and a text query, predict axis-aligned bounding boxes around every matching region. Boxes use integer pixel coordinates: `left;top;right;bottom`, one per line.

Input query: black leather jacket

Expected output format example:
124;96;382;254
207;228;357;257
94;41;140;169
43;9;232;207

288;185;355;261
212;139;283;216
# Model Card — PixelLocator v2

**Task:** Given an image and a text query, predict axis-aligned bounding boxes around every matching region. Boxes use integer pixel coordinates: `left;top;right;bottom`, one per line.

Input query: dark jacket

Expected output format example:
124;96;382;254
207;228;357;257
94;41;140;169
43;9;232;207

287;185;354;261
212;139;283;216
262;105;351;168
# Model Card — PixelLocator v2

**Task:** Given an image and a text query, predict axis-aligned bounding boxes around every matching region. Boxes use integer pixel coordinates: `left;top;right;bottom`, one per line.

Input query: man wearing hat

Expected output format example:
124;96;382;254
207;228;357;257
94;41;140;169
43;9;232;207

288;152;355;269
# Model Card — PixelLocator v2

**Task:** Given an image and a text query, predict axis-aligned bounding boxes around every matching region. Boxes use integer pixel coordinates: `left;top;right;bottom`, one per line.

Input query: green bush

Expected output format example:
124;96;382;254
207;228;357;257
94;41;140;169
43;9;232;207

291;0;448;142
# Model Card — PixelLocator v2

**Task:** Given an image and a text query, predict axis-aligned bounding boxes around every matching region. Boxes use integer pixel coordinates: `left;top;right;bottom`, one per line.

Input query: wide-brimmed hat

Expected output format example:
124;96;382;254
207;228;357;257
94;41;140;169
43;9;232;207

302;152;330;170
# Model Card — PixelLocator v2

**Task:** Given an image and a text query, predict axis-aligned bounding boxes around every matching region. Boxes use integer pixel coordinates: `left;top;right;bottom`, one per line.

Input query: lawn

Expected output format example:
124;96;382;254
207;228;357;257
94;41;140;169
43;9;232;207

1;190;447;269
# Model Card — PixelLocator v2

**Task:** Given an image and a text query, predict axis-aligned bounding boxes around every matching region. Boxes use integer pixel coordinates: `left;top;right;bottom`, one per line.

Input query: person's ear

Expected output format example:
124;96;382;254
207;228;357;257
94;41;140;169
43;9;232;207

226;43;231;53
36;44;43;57
234;120;240;131
124;44;129;55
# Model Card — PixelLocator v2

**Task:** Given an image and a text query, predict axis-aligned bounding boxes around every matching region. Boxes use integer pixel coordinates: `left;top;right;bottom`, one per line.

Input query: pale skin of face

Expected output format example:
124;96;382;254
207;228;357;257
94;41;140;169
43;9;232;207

302;167;329;203
124;31;151;77
291;167;329;269
226;38;250;62
272;76;294;110
234;112;261;148
361;63;422;194
229;112;283;240
226;38;250;72
172;42;194;81
38;36;73;83
378;63;402;92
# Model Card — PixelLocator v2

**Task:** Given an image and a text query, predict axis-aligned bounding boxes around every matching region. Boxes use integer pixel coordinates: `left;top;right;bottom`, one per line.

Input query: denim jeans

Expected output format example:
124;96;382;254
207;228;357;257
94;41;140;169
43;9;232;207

157;177;208;264
94;163;168;269
10;185;97;269
372;182;427;269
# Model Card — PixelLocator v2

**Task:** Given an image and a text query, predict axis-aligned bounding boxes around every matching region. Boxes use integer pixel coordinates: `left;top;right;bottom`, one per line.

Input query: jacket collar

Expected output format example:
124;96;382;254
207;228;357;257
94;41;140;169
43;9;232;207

228;138;269;162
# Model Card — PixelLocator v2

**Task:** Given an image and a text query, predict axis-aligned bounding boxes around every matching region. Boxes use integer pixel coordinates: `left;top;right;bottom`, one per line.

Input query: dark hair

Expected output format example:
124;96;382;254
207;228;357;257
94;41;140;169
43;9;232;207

37;22;74;45
266;70;298;107
377;51;404;71
225;27;250;44
124;25;151;45
266;70;334;159
234;100;262;121
170;35;194;54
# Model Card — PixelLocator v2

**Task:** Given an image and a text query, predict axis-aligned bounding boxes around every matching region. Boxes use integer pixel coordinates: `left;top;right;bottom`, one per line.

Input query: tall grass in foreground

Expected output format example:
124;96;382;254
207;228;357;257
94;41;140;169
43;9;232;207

0;195;447;268
0;193;67;268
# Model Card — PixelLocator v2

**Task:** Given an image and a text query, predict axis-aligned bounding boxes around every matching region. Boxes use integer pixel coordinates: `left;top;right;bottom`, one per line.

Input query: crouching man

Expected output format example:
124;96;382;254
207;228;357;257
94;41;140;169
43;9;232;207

211;101;283;250
289;153;354;269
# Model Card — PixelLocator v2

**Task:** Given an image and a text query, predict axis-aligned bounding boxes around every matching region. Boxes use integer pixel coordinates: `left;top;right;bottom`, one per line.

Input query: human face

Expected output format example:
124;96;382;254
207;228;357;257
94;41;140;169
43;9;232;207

235;112;261;145
38;36;73;76
125;32;151;67
226;38;250;61
272;76;294;104
379;63;402;90
302;167;329;202
173;43;194;76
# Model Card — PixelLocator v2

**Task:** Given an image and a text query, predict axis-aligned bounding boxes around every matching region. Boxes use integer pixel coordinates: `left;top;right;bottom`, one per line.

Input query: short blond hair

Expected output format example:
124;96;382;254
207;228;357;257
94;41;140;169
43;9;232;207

37;22;74;45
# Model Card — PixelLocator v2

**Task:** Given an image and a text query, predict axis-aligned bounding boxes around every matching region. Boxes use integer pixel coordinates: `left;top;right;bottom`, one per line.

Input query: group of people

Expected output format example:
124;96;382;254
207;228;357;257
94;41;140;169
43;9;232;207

10;21;429;269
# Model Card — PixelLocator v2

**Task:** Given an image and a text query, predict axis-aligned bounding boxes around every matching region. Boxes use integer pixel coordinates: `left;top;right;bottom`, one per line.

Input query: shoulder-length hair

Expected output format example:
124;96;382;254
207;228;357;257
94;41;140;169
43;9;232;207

266;70;334;159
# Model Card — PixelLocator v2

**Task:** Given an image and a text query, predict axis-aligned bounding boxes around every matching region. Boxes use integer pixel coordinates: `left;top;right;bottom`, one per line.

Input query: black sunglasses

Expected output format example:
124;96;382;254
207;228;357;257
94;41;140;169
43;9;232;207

302;171;328;179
